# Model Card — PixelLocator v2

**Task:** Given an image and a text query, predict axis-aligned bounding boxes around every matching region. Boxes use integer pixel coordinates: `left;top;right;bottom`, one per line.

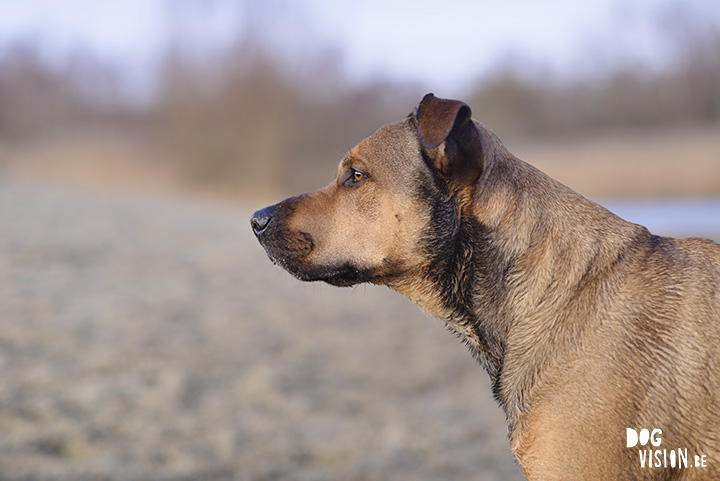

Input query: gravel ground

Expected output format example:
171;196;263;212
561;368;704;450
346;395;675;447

0;177;523;481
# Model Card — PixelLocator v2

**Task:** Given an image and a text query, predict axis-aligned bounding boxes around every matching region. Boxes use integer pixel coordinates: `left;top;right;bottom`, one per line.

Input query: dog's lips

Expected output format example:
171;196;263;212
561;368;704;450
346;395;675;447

309;264;368;287
286;262;367;287
255;226;313;261
264;251;369;287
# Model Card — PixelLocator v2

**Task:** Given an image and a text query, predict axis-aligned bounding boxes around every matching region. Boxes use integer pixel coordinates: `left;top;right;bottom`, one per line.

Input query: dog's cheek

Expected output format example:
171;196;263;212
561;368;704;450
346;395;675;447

311;192;381;268
361;204;425;275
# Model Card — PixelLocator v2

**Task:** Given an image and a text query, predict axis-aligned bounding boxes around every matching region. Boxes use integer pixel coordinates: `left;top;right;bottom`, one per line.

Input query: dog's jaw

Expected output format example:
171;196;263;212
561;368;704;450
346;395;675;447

257;236;374;288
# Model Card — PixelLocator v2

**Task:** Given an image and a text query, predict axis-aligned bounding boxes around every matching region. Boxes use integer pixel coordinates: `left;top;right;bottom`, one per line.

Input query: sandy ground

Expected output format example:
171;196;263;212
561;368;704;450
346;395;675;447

0;177;523;481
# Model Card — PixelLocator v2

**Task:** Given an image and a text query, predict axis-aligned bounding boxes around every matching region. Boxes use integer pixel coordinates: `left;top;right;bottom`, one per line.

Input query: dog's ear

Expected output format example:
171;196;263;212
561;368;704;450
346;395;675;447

417;93;472;150
416;93;483;184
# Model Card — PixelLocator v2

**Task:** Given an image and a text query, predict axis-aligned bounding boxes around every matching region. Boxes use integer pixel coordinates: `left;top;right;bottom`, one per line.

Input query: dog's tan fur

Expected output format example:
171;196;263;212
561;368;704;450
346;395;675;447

251;94;720;480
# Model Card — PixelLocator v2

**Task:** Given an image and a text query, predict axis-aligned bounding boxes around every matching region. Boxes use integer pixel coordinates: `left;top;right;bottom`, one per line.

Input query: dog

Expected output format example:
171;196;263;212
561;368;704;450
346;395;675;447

251;94;720;480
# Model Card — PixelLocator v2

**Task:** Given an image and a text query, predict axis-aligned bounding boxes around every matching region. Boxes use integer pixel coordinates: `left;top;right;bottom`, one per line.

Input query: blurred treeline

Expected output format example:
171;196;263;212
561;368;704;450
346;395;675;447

0;2;718;198
470;3;720;139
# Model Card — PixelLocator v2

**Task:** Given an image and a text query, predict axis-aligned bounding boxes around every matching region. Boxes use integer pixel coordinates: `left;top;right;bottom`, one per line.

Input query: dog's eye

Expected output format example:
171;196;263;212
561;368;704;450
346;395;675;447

345;169;366;186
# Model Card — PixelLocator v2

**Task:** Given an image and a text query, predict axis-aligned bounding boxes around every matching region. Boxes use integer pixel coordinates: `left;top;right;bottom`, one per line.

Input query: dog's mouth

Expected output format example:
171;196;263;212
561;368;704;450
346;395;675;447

300;263;373;287
254;230;369;288
254;222;313;265
268;254;370;287
252;204;382;287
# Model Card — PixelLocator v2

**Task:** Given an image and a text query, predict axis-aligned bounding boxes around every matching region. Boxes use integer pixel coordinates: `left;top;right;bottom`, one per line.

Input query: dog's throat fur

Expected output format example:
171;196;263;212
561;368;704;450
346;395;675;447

420;195;509;393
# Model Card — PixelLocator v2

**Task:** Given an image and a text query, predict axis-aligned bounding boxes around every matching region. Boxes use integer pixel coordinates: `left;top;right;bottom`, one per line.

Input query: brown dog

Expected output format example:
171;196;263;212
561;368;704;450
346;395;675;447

251;94;720;480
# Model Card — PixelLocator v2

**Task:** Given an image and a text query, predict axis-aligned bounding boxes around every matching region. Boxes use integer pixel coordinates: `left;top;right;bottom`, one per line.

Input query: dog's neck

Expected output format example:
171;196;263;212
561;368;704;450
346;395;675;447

481;150;650;429
397;140;649;435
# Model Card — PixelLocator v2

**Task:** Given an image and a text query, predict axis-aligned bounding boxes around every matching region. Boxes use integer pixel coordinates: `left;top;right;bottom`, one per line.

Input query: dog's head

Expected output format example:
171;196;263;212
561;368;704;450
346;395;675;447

251;94;487;295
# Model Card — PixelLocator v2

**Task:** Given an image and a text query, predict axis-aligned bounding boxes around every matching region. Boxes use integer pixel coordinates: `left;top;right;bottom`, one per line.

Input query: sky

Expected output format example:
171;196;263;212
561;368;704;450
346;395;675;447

0;0;718;96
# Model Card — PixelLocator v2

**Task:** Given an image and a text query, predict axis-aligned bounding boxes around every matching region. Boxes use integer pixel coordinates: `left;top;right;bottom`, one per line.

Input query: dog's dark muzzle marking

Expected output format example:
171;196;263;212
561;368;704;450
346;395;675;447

250;202;316;277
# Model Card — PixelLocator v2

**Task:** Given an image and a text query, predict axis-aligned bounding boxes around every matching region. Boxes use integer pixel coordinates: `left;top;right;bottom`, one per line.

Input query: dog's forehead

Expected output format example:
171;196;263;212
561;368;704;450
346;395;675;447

351;119;421;170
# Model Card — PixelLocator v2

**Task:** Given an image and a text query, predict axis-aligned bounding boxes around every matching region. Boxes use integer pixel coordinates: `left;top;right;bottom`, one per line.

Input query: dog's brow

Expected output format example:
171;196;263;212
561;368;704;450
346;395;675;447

342;145;365;168
341;151;364;168
337;156;354;178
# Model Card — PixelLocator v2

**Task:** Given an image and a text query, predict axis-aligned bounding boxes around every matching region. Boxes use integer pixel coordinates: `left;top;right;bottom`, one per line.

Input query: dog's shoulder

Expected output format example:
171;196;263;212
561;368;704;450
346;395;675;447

675;236;720;263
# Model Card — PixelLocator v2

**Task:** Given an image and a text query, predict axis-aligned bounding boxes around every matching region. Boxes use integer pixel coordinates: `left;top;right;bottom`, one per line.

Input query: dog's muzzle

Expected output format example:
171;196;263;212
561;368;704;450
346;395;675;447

250;201;372;287
250;202;314;265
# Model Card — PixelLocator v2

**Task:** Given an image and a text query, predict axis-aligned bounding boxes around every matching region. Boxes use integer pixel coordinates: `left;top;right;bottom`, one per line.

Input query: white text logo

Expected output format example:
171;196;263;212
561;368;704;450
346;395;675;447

626;428;708;469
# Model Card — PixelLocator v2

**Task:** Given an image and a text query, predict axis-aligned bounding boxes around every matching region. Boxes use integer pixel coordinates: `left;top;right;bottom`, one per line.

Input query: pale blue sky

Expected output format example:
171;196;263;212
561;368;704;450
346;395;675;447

0;0;718;95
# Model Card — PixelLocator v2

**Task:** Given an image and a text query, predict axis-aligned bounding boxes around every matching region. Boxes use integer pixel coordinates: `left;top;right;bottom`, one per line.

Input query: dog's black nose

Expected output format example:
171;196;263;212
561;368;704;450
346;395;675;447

251;206;273;235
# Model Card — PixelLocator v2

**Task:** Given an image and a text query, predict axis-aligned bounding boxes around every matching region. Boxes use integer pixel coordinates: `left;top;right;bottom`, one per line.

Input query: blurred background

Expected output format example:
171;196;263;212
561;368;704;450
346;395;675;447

0;1;718;480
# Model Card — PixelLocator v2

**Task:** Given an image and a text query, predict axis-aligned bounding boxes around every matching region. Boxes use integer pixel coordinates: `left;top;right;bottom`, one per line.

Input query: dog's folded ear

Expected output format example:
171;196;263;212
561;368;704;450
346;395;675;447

417;93;472;150
416;93;483;184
